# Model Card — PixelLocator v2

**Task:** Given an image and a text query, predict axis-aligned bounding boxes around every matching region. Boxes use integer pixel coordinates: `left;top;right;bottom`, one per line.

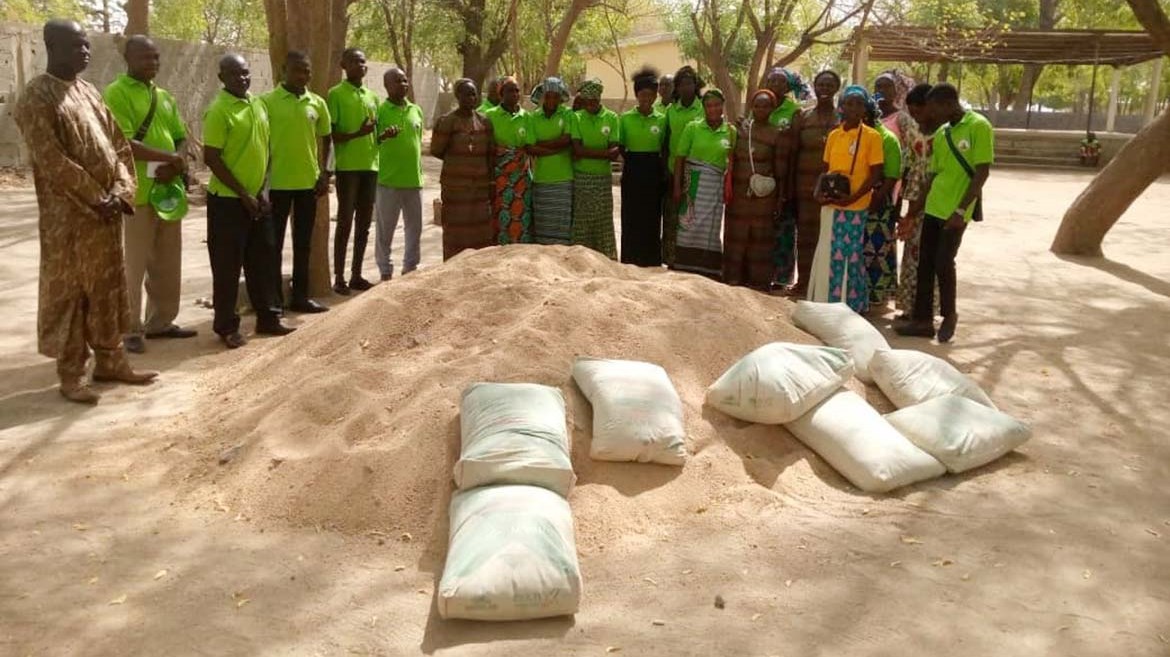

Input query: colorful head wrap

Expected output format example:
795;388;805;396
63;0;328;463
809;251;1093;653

530;76;569;106
838;84;880;122
875;69;915;106
576;78;604;100
767;67;810;102
751;88;778;106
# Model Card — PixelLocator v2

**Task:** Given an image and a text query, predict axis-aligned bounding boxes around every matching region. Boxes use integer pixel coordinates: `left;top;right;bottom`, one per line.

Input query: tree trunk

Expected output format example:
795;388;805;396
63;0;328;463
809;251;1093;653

124;0;149;35
1050;106;1170;255
1013;64;1042;112
544;0;594;78
264;0;351;297
263;0;289;85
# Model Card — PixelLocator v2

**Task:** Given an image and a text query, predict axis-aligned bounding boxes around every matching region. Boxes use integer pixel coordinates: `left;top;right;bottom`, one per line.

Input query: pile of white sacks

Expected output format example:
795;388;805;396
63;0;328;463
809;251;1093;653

438;361;687;621
437;301;1030;622
708;301;1031;492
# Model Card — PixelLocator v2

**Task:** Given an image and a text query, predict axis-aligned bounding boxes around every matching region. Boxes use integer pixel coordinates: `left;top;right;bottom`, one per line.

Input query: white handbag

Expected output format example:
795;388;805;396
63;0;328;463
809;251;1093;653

746;118;777;198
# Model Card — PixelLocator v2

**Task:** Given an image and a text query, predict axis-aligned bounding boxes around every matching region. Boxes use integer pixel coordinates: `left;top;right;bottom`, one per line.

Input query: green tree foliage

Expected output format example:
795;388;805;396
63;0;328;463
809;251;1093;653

151;0;268;47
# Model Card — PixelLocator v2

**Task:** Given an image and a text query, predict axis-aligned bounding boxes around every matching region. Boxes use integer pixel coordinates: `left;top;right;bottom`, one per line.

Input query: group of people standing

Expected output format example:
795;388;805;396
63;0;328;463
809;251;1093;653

13;20;433;402
431;63;992;345
14;18;991;404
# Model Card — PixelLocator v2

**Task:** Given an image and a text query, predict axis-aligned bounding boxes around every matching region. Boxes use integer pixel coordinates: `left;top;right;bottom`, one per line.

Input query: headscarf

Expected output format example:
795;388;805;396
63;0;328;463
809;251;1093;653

701;88;725;103
875;69;915;107
838;84;880;123
576;78;604;100
751;88;777;106
530;76;569;106
767;67;810;102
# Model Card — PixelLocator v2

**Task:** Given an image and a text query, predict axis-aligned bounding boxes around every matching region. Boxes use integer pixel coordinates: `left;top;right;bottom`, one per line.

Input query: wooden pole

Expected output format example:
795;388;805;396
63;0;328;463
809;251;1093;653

1144;57;1164;125
1105;66;1122;132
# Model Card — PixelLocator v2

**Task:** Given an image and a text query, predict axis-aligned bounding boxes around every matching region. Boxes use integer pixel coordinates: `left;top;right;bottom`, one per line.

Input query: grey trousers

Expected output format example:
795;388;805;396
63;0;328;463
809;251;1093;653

123;204;182;335
375;185;423;279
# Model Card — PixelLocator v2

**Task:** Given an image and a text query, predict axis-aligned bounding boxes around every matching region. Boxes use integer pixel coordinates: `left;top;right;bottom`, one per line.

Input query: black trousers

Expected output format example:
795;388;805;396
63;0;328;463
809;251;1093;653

207;194;279;335
914;214;967;321
271;188;316;303
334;171;377;281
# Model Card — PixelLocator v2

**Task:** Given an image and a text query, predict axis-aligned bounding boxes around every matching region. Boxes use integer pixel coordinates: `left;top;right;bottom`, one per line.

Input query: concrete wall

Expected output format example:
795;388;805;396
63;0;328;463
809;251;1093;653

0;22;440;167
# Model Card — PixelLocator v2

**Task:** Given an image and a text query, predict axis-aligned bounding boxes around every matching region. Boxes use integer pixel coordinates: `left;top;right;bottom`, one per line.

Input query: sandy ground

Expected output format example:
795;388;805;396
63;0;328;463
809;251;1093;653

1;163;1168;656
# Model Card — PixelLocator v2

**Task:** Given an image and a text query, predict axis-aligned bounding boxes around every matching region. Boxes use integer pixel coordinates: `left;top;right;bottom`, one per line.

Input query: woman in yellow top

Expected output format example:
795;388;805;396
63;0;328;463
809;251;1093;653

808;85;884;313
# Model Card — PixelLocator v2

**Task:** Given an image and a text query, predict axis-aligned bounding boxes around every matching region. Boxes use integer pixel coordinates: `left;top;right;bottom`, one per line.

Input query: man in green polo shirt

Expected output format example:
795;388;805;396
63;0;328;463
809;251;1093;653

327;47;380;295
654;73;673;114
203;53;294;349
897;82;993;343
477;77;501;114
103;35;196;354
262;50;332;314
374;67;425;281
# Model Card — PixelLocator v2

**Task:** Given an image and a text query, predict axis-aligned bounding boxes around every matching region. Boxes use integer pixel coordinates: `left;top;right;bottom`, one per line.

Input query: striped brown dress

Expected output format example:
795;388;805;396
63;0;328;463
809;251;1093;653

723;118;781;289
433;110;494;260
790;106;839;292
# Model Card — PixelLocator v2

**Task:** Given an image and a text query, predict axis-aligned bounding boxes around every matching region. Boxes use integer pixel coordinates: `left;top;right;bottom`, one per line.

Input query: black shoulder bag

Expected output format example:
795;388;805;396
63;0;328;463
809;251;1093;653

943;126;983;222
817;129;861;199
133;86;159;142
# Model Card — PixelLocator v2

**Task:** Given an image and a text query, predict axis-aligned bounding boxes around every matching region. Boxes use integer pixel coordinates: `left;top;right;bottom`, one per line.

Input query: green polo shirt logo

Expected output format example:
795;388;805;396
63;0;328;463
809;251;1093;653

375;98;425;189
529;106;574;184
327;80;380;172
570;107;620;175
263;85;332;191
926;110;994;222
202;89;269;198
103;74;187;206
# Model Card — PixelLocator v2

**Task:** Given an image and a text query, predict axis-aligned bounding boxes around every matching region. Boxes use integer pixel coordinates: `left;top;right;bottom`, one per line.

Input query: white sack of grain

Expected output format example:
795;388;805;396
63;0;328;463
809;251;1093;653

870;349;996;410
885;395;1031;473
791;301;889;383
572;358;687;464
454;383;575;496
705;342;854;424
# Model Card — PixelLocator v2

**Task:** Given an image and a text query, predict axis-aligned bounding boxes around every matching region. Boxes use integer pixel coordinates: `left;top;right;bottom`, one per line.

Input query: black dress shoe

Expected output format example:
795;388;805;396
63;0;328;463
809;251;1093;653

332;279;351;296
349;277;374;291
146;325;198;339
221;332;247;349
894;320;936;338
937;314;959;343
289;298;329;313
123;335;146;354
255;321;296;336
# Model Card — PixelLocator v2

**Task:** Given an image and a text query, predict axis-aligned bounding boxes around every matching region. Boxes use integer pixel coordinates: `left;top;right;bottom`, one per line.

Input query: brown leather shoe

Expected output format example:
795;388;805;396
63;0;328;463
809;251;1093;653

60;381;101;404
93;363;159;385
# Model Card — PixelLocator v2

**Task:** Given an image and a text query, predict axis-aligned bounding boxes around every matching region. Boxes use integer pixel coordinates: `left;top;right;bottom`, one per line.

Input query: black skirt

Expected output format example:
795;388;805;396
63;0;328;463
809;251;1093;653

620;151;664;267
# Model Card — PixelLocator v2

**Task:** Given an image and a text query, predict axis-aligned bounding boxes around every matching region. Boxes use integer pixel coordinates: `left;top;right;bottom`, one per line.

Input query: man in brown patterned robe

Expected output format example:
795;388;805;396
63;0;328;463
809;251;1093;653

13;20;158;404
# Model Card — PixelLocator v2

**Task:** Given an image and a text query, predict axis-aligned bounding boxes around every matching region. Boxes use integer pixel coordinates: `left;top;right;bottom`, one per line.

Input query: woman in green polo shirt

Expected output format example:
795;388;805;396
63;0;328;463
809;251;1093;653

672;88;736;279
663;66;705;267
763;67;807;130
570;78;620;259
618;67;667;267
485;76;533;244
527;77;575;246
